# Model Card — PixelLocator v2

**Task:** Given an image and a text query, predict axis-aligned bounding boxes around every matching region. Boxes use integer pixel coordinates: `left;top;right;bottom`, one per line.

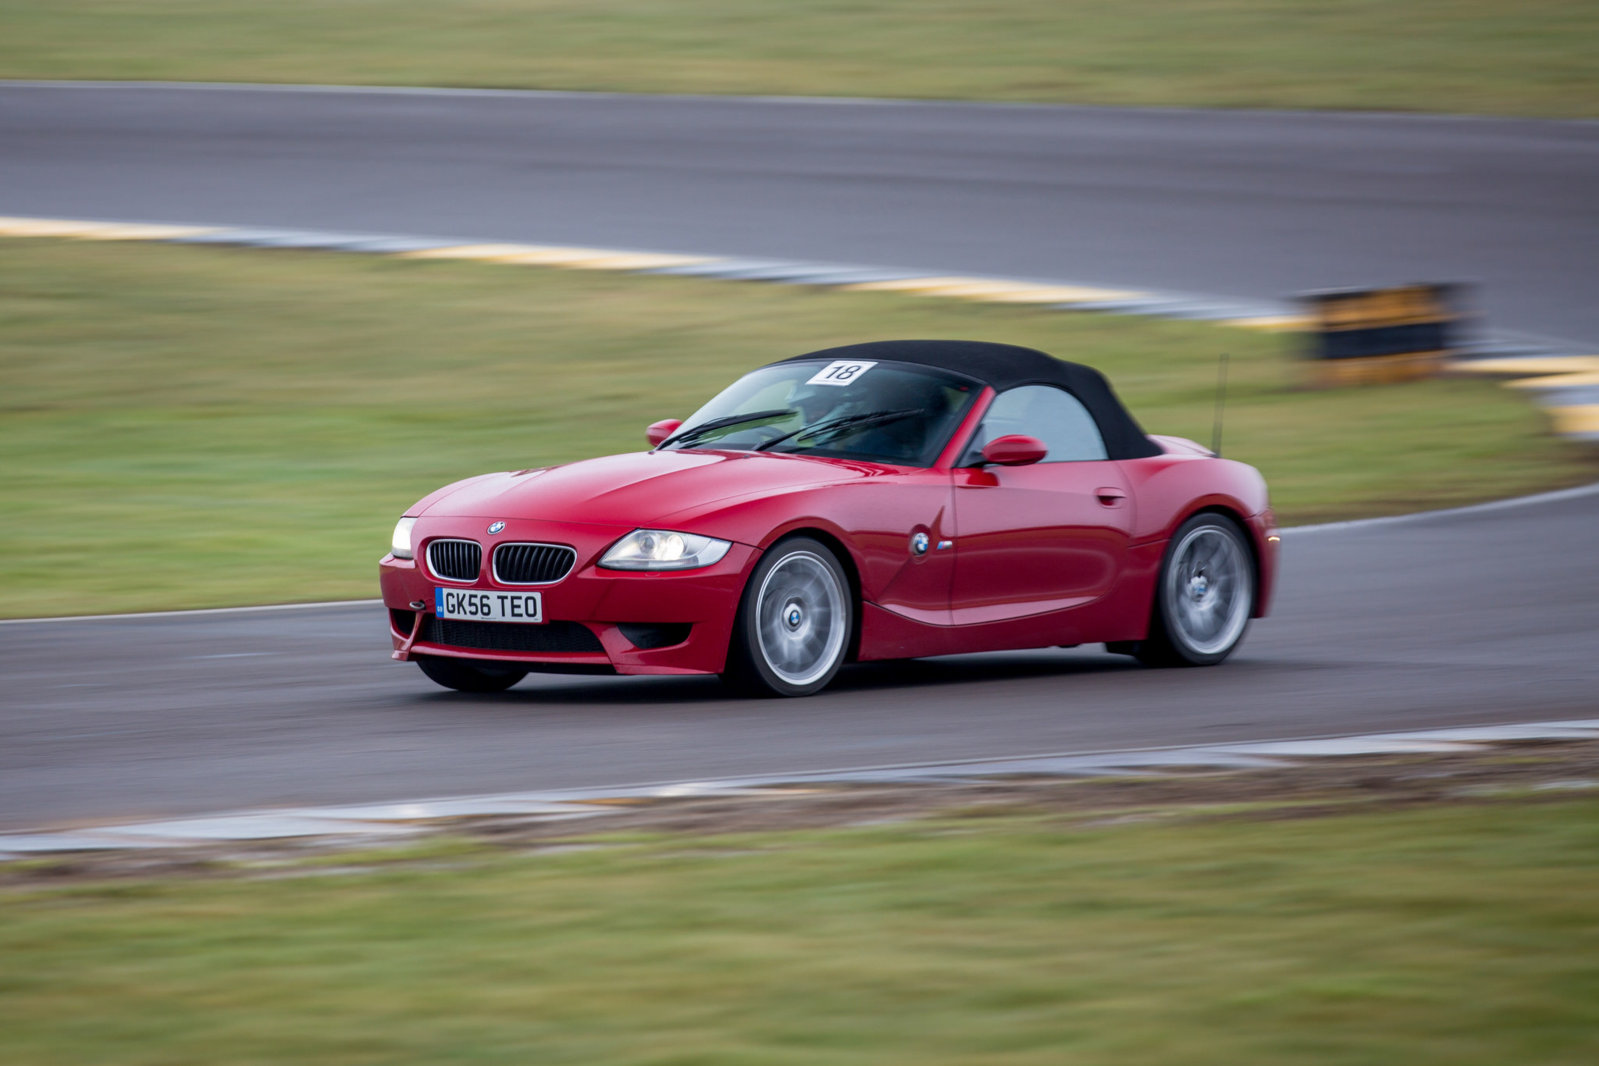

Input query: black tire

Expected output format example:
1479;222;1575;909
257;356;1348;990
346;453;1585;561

415;656;527;693
723;536;853;698
1133;513;1255;667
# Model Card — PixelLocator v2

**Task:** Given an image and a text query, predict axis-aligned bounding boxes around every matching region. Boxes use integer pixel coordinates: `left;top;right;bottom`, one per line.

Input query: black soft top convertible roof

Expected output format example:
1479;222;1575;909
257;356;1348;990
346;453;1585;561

776;339;1162;460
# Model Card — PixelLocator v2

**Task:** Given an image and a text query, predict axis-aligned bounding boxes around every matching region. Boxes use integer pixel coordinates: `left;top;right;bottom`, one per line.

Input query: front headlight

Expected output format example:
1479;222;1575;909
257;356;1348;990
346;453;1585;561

391;516;418;560
599;529;732;571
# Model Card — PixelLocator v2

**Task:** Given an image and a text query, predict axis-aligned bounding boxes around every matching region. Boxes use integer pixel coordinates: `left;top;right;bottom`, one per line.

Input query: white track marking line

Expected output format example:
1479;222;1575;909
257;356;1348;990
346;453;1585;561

0;599;381;626
4;482;1596;625
1285;478;1599;535
8;80;1598;127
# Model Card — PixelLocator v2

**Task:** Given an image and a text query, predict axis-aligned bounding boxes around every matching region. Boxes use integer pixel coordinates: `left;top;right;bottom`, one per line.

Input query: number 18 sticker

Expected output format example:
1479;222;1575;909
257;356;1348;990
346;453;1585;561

806;360;877;387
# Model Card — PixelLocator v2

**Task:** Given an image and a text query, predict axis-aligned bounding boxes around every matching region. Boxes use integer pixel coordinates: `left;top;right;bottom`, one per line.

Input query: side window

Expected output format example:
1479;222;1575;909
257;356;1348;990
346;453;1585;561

970;385;1108;462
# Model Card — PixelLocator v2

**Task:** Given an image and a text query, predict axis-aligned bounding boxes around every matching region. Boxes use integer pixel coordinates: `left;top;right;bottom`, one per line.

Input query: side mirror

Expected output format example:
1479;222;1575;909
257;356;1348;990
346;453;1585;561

980;434;1048;466
646;419;683;447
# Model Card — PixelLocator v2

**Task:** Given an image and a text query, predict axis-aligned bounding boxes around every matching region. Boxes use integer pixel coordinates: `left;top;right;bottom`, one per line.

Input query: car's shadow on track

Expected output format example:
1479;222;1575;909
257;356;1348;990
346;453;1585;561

405;648;1147;709
829;651;1144;694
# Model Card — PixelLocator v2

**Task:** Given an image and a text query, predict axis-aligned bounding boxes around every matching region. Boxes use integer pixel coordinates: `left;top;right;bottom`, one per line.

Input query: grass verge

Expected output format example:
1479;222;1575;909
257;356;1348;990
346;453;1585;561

3;779;1597;1064
0;1;1596;117
1;236;1593;617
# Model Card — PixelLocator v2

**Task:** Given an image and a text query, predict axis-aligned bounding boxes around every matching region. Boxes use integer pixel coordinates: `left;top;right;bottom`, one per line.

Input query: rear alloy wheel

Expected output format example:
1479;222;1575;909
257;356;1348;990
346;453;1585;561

726;537;852;697
1135;514;1255;667
415;656;527;693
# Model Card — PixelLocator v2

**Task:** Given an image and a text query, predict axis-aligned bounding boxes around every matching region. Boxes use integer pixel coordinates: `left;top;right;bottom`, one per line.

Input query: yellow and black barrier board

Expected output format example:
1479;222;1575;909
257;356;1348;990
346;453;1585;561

1301;283;1471;386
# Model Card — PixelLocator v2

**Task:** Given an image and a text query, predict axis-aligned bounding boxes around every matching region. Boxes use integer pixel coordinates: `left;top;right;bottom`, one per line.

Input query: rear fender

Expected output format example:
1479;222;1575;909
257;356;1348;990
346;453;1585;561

1117;453;1276;621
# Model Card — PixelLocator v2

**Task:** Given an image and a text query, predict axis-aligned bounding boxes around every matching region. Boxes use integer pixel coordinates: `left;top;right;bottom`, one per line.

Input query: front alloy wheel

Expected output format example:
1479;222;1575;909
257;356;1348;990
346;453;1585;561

726;537;852;697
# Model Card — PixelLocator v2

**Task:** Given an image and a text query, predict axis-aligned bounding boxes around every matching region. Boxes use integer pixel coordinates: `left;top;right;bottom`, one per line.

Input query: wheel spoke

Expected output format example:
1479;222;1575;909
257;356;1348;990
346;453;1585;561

755;549;847;687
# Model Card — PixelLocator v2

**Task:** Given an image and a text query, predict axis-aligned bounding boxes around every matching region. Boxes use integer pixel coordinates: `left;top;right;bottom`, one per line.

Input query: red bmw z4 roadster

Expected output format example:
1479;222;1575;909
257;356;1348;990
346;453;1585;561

381;340;1277;696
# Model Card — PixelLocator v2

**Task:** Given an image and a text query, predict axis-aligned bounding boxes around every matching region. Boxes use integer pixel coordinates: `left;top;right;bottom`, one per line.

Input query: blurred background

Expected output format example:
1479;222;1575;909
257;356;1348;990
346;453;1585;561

2;3;1597;1063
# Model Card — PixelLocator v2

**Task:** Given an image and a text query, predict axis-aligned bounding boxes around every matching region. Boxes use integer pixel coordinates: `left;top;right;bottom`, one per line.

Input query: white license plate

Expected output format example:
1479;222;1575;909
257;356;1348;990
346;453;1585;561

434;588;543;624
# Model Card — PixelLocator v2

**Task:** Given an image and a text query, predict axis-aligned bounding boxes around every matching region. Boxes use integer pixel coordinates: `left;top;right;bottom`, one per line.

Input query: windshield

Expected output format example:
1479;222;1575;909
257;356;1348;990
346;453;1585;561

660;360;980;467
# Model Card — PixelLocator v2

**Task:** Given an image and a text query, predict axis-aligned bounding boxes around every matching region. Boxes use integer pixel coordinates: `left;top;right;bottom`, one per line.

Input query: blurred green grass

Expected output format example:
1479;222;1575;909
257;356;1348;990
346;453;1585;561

1;237;1592;617
4;796;1598;1064
1;0;1595;116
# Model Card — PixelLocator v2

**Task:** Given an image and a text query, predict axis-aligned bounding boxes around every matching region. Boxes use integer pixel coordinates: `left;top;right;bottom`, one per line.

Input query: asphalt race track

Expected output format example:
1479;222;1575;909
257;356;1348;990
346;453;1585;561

2;83;1597;830
2;83;1597;346
4;489;1598;830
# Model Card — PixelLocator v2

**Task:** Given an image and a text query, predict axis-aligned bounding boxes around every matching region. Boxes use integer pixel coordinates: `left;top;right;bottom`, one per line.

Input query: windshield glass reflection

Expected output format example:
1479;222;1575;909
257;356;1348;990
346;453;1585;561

661;360;979;466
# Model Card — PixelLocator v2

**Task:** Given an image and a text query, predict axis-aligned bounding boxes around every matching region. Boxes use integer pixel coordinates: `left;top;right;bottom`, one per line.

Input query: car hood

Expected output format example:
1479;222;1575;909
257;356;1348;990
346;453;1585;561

418;449;883;532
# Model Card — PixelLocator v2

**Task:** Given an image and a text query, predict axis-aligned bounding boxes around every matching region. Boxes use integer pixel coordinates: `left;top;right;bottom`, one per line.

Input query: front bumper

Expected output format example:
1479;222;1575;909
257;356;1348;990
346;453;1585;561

1246;508;1279;618
380;516;758;676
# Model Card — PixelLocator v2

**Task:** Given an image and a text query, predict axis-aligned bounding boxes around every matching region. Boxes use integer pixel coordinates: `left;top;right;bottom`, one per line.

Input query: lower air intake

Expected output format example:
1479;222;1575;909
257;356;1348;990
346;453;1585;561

418;617;604;654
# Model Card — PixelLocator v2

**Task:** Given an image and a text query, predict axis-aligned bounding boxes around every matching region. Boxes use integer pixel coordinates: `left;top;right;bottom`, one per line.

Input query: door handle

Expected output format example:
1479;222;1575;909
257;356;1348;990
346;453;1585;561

1095;487;1127;506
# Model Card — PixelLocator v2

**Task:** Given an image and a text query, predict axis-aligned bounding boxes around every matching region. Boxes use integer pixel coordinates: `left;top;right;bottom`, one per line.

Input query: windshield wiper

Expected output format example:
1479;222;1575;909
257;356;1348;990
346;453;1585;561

659;408;796;449
754;408;924;452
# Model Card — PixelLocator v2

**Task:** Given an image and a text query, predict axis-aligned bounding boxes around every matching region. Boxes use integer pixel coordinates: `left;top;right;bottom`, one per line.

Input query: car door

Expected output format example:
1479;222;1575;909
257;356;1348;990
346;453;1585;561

949;384;1132;627
845;468;960;627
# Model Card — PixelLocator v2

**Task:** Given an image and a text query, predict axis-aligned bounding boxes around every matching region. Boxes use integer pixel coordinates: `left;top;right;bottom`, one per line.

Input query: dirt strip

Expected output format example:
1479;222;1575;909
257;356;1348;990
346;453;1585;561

6;738;1596;886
